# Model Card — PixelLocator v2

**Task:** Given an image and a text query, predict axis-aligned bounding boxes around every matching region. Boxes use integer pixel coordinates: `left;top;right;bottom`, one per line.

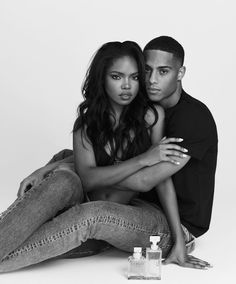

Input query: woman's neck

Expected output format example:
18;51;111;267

110;105;124;129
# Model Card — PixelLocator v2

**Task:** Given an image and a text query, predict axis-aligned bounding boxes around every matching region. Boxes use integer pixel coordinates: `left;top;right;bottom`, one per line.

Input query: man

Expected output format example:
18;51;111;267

134;36;218;265
143;36;218;239
11;36;217;271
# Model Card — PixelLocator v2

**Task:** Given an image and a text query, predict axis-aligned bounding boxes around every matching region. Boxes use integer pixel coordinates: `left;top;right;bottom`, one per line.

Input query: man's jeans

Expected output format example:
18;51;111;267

0;169;194;273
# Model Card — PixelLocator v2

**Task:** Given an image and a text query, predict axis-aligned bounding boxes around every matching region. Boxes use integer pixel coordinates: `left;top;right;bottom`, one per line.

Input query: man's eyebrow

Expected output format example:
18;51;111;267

145;64;172;70
158;66;172;69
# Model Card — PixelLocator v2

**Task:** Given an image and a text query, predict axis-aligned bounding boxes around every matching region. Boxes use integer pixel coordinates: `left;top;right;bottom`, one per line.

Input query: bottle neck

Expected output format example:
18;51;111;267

151;243;158;250
133;252;142;259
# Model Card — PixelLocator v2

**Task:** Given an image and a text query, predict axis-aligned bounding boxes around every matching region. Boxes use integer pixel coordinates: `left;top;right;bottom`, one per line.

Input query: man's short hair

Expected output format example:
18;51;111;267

144;36;185;66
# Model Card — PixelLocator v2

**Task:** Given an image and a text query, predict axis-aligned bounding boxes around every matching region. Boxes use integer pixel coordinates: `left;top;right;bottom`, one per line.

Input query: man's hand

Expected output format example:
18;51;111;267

163;240;212;269
141;137;188;167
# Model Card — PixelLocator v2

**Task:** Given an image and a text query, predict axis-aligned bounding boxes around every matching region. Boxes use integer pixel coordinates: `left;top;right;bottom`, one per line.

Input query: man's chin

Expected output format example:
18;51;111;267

148;93;162;102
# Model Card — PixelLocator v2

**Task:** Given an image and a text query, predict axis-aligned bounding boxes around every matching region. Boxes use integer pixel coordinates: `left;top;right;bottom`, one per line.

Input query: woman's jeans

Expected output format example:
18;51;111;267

0;169;194;273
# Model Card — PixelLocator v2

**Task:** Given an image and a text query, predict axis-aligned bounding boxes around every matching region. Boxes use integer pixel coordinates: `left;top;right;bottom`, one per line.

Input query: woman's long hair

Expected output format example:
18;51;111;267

73;41;158;162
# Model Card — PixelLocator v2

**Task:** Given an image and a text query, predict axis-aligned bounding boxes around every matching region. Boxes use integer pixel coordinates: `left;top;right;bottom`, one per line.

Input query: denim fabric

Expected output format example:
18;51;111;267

0;168;195;273
45;149;194;257
0;199;169;272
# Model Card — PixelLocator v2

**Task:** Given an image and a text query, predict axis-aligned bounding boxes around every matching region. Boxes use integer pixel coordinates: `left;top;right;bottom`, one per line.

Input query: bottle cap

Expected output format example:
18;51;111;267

150;235;160;250
134;247;142;253
133;247;142;259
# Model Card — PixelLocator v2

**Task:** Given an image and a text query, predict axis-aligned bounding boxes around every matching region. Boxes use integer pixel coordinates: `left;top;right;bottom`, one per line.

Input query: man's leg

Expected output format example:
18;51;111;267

0;199;173;272
0;169;83;261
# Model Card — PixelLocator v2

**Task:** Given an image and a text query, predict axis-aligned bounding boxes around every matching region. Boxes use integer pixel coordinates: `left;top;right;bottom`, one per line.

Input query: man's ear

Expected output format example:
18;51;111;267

177;66;186;80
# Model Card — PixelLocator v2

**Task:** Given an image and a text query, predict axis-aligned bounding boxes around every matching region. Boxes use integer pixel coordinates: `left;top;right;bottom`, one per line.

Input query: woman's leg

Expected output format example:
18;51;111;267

0;169;83;261
0;199;173;272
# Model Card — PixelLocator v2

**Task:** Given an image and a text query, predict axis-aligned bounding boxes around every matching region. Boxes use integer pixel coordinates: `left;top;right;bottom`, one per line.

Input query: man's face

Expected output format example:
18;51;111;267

144;49;183;107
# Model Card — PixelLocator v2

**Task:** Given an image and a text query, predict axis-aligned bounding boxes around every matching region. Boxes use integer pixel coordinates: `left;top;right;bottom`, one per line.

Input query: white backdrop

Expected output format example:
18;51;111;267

0;0;235;283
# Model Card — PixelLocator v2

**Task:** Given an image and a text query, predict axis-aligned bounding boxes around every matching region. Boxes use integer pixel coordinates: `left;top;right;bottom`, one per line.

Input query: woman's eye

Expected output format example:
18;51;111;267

111;75;120;80
133;75;139;81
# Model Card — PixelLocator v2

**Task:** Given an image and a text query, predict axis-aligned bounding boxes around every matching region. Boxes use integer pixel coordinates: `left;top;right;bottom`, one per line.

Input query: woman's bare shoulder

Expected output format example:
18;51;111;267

144;104;165;126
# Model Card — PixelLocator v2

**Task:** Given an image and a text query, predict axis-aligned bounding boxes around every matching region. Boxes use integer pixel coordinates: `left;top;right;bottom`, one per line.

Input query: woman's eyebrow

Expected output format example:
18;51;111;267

109;71;139;75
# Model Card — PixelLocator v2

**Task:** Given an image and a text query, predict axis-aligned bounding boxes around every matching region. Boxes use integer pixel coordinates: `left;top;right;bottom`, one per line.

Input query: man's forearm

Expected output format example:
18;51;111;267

155;179;184;243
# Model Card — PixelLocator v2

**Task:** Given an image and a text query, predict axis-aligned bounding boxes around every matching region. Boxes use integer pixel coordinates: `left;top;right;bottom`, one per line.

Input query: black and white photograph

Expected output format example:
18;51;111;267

0;0;234;283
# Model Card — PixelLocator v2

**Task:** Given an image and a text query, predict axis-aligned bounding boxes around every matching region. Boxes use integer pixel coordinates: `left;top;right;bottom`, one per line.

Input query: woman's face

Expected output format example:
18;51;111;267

105;56;139;112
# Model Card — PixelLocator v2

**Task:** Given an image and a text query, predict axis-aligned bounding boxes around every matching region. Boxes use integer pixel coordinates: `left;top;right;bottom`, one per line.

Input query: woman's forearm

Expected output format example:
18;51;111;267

75;155;146;192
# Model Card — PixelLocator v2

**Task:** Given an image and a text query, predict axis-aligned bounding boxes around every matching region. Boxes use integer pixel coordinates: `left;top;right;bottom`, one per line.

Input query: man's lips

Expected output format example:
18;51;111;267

147;87;161;93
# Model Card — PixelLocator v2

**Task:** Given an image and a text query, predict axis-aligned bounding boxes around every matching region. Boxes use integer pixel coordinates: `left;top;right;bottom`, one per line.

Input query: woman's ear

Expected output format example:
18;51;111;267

177;66;186;81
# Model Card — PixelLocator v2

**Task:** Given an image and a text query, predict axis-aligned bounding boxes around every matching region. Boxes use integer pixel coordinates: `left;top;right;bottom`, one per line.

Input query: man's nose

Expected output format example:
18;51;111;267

148;71;158;84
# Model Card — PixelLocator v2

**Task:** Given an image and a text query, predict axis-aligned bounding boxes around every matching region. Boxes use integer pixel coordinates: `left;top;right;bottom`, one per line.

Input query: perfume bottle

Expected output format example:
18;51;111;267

145;235;162;280
128;247;146;280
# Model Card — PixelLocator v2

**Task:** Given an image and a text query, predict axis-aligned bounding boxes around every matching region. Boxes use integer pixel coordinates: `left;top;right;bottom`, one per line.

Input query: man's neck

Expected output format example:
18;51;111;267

161;83;183;109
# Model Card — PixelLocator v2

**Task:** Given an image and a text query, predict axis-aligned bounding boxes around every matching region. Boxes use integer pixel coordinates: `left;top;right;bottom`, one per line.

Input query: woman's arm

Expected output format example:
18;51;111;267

73;128;168;192
73;105;187;192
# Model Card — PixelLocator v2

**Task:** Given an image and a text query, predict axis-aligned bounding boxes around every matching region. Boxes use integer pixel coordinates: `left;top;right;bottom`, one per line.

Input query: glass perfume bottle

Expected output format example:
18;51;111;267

128;247;146;280
145;235;162;280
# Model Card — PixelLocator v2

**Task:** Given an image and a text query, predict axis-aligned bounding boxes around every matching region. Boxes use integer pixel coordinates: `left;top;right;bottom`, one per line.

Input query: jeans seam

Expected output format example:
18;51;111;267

0;171;56;223
2;214;169;261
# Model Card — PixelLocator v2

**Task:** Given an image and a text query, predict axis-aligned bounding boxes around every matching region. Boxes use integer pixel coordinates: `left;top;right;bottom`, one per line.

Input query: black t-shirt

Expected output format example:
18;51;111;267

143;90;218;237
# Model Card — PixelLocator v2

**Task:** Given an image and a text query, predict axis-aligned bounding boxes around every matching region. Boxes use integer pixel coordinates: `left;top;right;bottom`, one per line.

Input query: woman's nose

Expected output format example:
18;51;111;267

122;79;131;89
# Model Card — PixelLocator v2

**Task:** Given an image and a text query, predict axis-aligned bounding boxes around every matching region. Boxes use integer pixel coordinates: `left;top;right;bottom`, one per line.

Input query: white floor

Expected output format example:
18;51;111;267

0;179;235;284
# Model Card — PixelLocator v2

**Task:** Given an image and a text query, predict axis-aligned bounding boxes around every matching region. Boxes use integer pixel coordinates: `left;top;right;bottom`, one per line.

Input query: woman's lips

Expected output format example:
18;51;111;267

119;93;132;99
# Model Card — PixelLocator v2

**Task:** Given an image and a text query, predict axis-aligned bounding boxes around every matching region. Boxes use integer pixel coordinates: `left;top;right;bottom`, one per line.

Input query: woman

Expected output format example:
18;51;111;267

0;41;187;272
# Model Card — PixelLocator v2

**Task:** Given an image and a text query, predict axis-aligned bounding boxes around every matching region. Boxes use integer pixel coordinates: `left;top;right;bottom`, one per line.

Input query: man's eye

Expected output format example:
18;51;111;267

145;68;150;73
159;70;168;75
111;75;120;80
132;75;139;81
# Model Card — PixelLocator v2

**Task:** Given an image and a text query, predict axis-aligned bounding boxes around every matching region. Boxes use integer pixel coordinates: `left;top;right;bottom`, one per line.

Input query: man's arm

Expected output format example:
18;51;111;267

115;104;190;193
156;179;211;269
114;154;190;192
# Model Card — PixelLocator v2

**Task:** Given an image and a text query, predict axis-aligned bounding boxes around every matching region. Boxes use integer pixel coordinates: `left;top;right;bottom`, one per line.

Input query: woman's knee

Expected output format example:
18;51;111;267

48;169;84;203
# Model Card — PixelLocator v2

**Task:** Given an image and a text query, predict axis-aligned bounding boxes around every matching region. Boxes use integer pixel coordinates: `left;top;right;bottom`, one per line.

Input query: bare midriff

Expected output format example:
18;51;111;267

88;188;138;205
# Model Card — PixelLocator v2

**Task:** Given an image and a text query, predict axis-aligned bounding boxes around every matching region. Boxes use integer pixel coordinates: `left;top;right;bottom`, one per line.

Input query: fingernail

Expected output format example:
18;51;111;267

182;154;187;158
183;148;188;152
178;138;183;141
175;161;180;165
207;264;213;268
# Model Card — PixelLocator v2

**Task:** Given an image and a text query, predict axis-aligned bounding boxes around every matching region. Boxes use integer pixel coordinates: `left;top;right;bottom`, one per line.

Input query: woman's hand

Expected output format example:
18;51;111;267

142;137;188;167
163;239;212;269
17;167;49;197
